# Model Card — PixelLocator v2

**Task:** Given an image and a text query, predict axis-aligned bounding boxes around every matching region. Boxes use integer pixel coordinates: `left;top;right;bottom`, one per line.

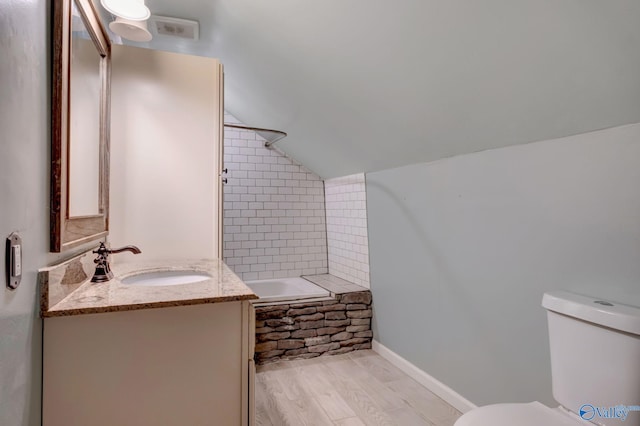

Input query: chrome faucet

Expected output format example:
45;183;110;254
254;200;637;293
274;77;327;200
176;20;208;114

91;242;142;283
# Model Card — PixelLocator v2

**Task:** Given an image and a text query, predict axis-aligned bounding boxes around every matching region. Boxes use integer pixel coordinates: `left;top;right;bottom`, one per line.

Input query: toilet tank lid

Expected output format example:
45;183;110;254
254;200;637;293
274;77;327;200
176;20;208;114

542;291;640;336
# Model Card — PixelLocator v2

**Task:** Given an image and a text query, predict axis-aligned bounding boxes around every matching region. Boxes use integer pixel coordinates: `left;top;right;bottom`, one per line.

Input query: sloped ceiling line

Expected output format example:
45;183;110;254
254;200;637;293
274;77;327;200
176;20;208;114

101;0;640;178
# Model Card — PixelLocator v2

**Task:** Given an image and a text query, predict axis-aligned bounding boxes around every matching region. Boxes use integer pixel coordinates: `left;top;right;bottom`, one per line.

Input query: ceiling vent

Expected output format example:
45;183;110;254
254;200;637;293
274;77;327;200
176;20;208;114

150;16;199;41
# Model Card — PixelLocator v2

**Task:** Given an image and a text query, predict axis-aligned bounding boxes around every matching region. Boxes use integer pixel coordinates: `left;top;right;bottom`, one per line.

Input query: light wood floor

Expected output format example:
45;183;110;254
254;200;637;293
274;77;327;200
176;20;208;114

255;350;462;426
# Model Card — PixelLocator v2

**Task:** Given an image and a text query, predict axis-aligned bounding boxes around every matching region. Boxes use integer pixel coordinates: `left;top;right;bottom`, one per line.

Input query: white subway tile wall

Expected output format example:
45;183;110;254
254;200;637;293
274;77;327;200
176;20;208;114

223;113;328;280
324;173;371;288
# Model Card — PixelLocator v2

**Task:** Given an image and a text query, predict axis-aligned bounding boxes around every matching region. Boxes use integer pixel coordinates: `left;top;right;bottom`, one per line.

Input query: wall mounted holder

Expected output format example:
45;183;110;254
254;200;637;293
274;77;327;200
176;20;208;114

223;123;287;148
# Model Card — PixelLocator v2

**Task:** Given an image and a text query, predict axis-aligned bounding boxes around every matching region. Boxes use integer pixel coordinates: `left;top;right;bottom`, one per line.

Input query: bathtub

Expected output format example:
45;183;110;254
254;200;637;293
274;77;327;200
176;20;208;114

245;277;330;303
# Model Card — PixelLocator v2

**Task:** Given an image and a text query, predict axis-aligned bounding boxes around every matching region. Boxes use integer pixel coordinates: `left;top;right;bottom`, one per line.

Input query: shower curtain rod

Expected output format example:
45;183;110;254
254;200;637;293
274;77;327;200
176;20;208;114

223;123;287;148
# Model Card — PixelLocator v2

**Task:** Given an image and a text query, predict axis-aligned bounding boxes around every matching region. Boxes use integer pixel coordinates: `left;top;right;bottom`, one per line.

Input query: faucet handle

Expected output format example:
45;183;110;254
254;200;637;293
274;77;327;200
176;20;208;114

93;242;109;256
90;242;142;283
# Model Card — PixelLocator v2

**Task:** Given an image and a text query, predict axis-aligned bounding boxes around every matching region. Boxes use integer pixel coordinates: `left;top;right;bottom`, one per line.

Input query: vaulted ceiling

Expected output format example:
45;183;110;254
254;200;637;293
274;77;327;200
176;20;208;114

103;0;640;178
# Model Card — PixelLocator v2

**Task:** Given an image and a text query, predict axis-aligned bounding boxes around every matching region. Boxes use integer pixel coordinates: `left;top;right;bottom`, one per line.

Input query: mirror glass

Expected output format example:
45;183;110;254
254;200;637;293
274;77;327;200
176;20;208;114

69;2;101;216
51;0;111;252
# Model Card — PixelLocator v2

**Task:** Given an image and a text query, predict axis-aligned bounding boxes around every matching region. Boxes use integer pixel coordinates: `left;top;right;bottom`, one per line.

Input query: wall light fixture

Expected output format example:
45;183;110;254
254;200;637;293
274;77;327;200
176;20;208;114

100;0;150;21
109;17;152;42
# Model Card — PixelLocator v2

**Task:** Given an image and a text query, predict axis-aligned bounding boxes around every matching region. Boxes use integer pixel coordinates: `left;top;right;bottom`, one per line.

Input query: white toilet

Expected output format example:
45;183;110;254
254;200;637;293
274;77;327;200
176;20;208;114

455;290;640;426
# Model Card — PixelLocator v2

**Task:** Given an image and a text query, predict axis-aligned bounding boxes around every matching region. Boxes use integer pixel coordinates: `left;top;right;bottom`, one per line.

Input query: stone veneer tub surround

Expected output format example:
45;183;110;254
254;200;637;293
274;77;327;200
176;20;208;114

39;249;257;317
253;274;373;363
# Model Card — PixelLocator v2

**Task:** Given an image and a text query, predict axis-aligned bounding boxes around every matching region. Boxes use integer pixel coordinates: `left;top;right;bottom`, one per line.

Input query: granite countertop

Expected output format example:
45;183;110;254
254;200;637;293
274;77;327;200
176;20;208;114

40;252;258;318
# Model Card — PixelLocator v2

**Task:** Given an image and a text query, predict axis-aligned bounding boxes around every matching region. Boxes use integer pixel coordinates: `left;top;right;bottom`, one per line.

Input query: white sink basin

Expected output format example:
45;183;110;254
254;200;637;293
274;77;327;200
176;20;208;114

121;271;211;287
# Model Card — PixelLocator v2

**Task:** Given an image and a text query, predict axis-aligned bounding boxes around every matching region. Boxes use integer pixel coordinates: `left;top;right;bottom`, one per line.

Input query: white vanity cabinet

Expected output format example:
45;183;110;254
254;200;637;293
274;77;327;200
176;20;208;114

43;301;255;426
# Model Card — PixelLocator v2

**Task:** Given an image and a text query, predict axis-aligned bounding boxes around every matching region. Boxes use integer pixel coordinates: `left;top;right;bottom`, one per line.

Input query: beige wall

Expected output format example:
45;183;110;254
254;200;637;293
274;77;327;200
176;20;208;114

110;45;222;261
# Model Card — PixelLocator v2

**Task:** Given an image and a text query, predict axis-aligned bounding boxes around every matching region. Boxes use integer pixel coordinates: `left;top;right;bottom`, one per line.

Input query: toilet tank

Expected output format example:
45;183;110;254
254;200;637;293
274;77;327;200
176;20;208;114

542;291;640;426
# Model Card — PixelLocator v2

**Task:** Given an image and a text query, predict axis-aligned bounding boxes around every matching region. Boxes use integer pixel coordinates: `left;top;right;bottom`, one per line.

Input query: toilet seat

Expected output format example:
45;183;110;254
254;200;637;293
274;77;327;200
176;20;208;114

455;401;584;426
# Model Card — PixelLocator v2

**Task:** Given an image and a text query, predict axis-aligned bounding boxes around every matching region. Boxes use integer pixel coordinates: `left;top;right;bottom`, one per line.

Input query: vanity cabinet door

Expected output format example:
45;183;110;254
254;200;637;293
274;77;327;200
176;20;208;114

43;302;247;426
245;302;256;425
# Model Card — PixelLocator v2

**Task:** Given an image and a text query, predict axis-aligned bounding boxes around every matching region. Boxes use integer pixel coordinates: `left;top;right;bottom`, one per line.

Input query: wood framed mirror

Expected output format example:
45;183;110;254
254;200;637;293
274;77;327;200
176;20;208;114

51;0;111;252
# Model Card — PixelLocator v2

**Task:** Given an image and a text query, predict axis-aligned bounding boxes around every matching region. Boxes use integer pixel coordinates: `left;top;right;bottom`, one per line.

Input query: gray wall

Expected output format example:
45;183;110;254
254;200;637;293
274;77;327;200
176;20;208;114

0;1;51;424
0;2;95;424
367;123;640;407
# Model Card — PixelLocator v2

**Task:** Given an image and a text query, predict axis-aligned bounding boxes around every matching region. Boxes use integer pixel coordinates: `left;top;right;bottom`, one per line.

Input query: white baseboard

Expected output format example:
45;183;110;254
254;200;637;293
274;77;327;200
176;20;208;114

372;340;477;413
